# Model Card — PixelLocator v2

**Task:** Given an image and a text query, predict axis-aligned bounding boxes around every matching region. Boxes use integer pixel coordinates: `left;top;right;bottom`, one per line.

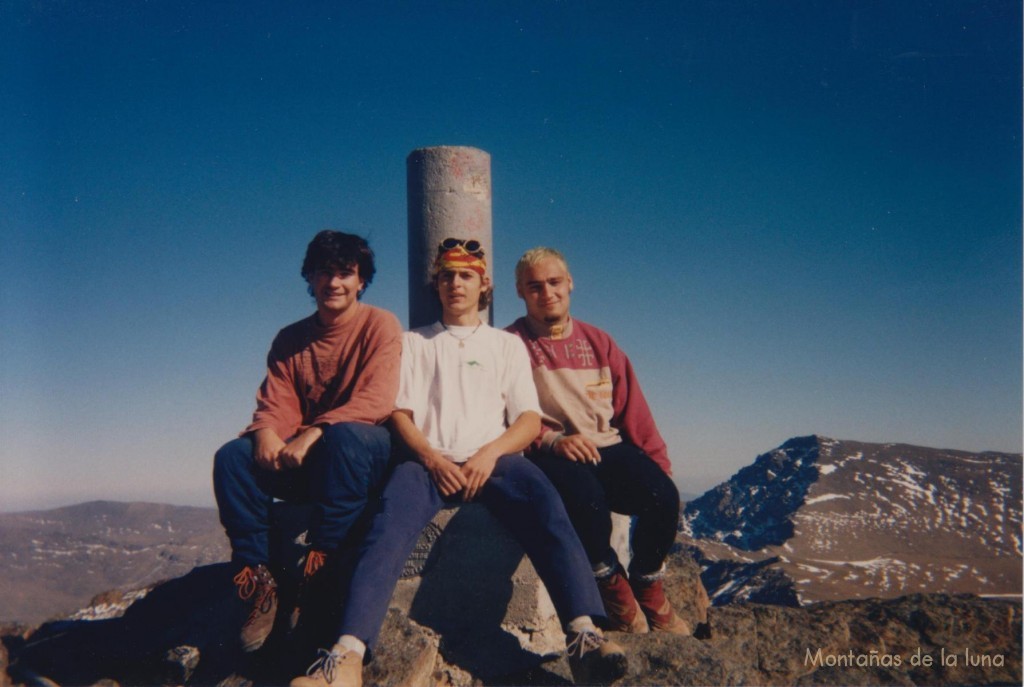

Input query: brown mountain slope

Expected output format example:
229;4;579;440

684;436;1022;604
0;501;228;625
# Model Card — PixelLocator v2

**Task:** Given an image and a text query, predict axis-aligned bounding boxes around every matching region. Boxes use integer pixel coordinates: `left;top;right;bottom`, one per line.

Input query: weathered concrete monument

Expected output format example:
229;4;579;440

406;146;494;328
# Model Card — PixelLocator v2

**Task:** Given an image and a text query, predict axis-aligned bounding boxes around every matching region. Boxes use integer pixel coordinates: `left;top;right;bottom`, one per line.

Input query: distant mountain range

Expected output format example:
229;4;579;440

0;501;228;625
1;436;1020;626
682;435;1022;606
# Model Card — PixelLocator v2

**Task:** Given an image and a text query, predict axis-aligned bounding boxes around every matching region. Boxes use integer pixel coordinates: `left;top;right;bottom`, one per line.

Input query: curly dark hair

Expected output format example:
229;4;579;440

301;230;376;297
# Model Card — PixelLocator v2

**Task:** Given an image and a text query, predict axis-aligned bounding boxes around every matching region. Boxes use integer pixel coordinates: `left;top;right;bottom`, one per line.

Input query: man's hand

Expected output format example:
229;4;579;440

553;434;602;465
460;448;500;501
421;450;469;497
390;410;468;497
279;426;323;469
252;429;286;471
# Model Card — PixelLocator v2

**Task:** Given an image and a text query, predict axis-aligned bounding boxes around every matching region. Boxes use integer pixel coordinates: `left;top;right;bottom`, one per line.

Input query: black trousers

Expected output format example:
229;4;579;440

530;441;680;577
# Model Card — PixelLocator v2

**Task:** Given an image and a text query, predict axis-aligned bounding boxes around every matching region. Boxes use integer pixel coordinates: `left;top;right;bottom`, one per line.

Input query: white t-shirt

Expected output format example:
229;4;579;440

395;321;541;463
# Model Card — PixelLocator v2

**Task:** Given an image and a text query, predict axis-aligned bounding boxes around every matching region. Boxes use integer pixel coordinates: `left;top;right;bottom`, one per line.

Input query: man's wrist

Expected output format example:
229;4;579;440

472;447;500;464
542;431;565;452
417;448;442;466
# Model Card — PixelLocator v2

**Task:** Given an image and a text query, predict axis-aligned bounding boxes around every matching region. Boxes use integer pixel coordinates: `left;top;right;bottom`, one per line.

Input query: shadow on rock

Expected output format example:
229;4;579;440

5;562;332;687
7;564;247;685
409;505;549;679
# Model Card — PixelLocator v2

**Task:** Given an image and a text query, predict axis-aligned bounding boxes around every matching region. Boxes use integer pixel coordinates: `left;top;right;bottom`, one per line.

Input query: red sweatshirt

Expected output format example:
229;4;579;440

505;317;671;475
243;303;402;440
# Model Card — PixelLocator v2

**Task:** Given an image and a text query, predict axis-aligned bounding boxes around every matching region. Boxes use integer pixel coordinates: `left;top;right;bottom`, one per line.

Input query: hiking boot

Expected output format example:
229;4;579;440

289;549;329;630
596;568;649;633
565;628;628;685
233;563;278;652
290;646;362;687
630;577;689;635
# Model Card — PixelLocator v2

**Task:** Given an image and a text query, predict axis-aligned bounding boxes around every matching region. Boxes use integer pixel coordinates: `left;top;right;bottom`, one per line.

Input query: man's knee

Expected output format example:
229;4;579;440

650;470;681;514
498;456;572;513
533;454;604;502
213;437;254;481
318;422;392;492
322;422;390;462
541;462;607;514
384;467;440;526
609;443;680;512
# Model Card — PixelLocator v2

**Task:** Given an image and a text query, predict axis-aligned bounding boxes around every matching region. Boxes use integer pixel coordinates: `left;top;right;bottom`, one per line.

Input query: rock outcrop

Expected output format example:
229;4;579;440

4;499;1021;686
615;593;1020;686
2;503;709;686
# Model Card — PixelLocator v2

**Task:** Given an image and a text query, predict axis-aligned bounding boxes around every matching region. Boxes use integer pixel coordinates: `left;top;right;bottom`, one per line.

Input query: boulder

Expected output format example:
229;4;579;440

278;503;707;678
608;594;1022;686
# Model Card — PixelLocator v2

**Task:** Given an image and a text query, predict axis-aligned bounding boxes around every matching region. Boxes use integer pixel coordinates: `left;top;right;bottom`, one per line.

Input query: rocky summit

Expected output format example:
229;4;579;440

2;537;1020;686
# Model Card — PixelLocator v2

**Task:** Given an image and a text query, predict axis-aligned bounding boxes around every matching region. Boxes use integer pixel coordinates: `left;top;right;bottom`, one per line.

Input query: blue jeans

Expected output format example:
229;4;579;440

213;422;392;567
338;454;604;652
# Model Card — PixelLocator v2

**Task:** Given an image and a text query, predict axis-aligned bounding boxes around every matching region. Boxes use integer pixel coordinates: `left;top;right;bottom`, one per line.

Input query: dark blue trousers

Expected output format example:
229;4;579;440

213;422;392;567
338;454;604;651
530;441;680;577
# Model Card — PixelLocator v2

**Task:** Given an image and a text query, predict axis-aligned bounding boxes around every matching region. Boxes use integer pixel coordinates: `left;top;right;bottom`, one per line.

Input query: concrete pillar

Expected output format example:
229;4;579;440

406;146;493;329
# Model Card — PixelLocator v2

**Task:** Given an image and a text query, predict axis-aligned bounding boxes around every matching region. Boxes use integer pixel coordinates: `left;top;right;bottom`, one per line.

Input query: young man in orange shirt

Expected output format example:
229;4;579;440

213;230;402;652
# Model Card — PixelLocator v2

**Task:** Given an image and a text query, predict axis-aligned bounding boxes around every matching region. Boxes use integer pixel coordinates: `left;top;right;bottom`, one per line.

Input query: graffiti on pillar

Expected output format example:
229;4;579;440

464;172;490;199
449;149;472;179
448;150;491;198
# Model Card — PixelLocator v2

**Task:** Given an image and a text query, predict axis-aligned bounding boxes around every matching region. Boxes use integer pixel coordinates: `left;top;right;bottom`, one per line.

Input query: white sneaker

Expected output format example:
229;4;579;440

289;645;362;687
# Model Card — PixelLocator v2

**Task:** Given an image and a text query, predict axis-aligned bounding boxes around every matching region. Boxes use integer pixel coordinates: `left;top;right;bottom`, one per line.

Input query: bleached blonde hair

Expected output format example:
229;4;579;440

514;246;570;286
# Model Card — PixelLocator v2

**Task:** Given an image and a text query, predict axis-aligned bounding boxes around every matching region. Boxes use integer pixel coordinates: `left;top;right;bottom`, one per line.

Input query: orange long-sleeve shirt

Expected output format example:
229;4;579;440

243;303;402;440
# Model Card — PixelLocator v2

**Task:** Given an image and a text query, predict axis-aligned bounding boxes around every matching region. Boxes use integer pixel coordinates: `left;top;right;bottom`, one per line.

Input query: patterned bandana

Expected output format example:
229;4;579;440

434;244;487;276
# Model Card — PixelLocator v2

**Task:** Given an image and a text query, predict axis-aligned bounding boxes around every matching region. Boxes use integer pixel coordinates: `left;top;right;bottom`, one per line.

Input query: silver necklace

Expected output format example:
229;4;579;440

442;321;482;348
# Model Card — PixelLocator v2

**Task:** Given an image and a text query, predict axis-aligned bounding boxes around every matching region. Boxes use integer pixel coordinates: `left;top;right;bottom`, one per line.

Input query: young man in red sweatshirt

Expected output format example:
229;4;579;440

506;246;687;634
213;230;402;653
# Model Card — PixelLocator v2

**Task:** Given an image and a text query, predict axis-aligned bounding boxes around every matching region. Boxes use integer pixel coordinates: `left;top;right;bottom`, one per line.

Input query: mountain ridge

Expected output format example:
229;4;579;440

683;435;1022;605
0;500;227;625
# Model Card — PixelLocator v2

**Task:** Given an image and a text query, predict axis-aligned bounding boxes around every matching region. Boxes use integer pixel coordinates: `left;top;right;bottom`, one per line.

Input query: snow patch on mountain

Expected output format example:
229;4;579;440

804;493;849;505
682;437;1022;606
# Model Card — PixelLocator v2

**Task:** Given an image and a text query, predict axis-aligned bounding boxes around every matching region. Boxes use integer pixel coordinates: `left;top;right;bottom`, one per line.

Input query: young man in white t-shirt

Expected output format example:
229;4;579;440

291;240;628;687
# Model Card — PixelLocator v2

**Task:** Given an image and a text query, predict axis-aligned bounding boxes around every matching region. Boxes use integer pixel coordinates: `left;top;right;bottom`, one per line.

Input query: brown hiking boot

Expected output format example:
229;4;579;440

289;549;329;630
233;563;278;651
630;577;689;635
596;568;649;633
565;628;628;685
290;645;362;687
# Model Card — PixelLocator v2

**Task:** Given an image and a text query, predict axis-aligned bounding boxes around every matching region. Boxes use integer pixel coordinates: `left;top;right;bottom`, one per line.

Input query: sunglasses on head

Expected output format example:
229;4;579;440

438;238;483;255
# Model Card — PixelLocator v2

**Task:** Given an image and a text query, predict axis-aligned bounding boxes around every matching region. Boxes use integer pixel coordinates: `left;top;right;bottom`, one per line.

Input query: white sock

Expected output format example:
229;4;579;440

336;634;366;658
567;616;597;635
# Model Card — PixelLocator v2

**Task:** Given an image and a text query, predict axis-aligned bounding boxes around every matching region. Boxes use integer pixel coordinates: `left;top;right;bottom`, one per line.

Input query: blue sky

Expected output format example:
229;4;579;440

2;1;1020;511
